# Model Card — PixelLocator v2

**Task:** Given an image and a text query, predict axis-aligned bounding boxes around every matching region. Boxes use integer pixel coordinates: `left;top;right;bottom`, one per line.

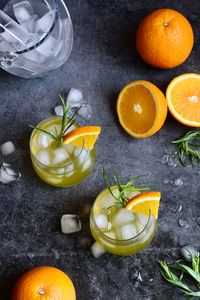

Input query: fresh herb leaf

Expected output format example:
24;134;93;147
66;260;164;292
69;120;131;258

173;130;200;166
102;167;149;208
29;94;81;147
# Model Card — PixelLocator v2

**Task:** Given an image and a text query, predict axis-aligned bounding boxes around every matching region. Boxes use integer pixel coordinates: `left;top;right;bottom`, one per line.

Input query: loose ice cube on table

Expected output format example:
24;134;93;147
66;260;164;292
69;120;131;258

55;105;63;117
95;214;109;230
119;224;137;240
61;214;81;234
0;141;15;156
78;104;92;120
53;148;69;164
112;209;135;227
0;163;21;184
67;88;83;107
13;0;34;23
37;132;53;148
91;241;106;258
36;150;50;165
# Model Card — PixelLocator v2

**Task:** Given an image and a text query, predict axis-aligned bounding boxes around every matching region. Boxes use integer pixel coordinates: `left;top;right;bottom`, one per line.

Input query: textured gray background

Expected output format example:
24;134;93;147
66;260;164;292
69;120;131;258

0;0;200;299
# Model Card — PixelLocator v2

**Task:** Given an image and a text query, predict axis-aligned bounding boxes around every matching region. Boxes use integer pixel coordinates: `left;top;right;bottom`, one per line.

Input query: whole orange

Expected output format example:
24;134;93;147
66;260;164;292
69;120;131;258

136;8;194;69
12;266;76;300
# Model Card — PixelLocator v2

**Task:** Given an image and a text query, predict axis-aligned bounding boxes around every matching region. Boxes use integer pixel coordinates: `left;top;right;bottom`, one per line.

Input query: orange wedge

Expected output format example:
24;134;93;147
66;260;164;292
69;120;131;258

117;80;168;138
125;191;161;219
166;73;200;127
63;126;101;149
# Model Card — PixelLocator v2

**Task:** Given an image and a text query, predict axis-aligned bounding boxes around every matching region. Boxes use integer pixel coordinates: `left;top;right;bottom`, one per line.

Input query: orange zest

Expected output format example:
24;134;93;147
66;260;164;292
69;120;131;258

12;266;76;300
63;126;101;149
117;80;168;138
166;73;200;127
126;191;161;219
136;8;194;69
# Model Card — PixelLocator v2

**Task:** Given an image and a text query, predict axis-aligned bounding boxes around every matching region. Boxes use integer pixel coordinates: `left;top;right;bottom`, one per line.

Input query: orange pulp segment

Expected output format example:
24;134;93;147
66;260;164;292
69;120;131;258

166;73;200;127
117;80;168;138
63;126;101;149
126;191;161;219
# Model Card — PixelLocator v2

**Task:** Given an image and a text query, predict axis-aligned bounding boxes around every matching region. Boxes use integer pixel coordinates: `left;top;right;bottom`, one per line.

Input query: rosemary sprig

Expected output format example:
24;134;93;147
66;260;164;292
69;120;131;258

159;250;200;298
172;130;200;166
102;167;149;208
30;95;82;147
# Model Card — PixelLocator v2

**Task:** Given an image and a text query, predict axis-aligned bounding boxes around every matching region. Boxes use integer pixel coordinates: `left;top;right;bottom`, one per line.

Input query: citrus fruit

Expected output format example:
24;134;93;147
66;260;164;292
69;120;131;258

63;126;101;149
12;266;76;300
136;8;194;69
126;191;161;219
166;73;200;127
117;80;168;138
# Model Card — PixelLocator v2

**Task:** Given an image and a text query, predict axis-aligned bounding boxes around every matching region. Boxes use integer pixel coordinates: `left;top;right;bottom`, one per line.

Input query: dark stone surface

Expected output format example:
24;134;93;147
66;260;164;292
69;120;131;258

0;0;200;299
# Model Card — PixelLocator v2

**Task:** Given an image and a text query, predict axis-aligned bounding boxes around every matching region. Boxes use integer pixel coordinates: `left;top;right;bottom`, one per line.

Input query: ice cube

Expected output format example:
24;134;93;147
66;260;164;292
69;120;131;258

55;105;63;117
36;150;50;165
3;1;15;20
0;10;36;50
78;104;92;120
91;241;106;258
34;11;55;34
101;193;118;210
137;214;149;226
13;1;34;23
61;214;81;234
47;125;61;135
67;88;83;107
36;36;56;57
119;224;137;240
95;214;108;230
65;163;74;176
37;132;53;148
82;158;92;172
78;149;88;164
0;163;21;184
63;124;76;135
0;141;15;156
57;168;65;175
53;148;69;165
21;15;38;32
104;230;116;239
112;209;135;227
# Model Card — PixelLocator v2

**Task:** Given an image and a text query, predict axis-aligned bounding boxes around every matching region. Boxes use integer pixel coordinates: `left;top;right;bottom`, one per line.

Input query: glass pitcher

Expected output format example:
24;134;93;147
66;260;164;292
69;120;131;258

0;0;73;78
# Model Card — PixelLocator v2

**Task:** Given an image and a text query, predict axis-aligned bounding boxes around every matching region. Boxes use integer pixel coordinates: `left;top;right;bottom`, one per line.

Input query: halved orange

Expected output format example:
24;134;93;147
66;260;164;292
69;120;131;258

63;126;101;149
166;73;200;127
126;191;161;219
117;80;168;138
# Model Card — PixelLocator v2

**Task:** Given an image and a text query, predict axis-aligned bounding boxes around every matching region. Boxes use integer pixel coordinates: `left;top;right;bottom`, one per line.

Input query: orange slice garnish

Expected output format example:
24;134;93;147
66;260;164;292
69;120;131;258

117;80;168;138
125;191;161;219
166;73;200;127
63;126;101;149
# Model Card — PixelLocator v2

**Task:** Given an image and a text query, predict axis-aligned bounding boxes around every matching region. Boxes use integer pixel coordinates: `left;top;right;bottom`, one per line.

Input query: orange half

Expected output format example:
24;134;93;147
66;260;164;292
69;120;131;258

117;80;168;138
126;191;161;219
63;126;101;149
166;73;200;127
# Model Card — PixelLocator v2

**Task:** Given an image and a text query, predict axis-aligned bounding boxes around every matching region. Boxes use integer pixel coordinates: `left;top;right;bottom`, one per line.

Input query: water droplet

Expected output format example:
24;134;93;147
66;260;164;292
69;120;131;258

148;278;154;282
178;219;188;228
163;178;171;184
167;156;178;167
27;252;34;259
129;269;142;284
157;155;169;165
52;249;60;260
39;289;46;295
173;178;183;187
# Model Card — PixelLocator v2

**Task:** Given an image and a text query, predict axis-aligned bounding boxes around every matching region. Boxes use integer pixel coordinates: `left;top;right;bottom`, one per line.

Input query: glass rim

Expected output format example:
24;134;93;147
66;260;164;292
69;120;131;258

29;115;85;169
12;0;72;55
91;205;153;242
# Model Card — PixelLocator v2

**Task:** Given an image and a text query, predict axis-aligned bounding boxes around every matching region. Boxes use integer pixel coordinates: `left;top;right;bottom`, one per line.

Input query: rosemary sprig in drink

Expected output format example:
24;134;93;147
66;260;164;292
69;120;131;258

102;167;149;208
29;95;82;147
172;130;200;166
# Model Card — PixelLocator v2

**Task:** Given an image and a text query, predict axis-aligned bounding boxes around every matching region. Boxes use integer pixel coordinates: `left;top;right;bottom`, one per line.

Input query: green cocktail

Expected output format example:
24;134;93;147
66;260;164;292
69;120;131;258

30;116;96;187
90;187;157;255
